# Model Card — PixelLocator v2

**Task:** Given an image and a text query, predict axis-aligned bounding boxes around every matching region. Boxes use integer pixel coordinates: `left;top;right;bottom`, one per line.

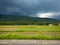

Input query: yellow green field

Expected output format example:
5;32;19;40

0;25;60;40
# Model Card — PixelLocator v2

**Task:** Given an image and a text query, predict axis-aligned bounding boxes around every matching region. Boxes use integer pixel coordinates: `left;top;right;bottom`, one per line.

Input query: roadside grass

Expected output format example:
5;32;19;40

0;26;60;32
0;32;60;40
0;25;60;40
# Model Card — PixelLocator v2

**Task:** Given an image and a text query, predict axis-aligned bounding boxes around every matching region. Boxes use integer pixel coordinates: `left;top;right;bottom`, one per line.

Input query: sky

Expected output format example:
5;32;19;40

0;0;60;20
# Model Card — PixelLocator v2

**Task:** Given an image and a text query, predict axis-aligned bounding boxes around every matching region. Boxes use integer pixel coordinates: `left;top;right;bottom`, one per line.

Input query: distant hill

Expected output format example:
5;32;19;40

0;14;60;25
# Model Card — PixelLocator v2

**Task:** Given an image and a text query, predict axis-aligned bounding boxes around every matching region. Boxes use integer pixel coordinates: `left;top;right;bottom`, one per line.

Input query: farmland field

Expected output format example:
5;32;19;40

0;25;60;40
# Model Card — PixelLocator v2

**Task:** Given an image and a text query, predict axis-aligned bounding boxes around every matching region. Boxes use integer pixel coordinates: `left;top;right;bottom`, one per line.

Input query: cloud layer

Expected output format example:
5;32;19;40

0;0;60;19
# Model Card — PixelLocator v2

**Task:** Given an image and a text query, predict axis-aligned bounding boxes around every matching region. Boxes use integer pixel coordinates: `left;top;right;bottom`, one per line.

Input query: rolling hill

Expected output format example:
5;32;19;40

0;14;60;25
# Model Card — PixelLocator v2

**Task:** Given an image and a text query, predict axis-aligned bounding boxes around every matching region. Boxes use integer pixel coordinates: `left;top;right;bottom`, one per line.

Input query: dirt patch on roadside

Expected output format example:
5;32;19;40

0;32;38;35
16;32;38;35
43;32;60;36
0;28;20;31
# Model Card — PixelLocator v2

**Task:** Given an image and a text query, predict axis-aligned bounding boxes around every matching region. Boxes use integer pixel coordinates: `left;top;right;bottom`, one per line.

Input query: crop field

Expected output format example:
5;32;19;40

0;25;60;40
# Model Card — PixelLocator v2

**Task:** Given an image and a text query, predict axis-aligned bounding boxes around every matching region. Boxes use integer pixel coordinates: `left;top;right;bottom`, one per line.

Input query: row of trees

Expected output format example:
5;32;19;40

0;22;59;25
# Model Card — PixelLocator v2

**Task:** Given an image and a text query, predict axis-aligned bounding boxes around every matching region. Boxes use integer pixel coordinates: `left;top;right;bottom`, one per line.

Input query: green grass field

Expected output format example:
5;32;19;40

0;25;60;40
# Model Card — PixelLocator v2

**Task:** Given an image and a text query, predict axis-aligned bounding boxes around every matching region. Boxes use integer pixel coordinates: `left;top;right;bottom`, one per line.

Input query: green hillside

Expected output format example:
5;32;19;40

0;14;60;25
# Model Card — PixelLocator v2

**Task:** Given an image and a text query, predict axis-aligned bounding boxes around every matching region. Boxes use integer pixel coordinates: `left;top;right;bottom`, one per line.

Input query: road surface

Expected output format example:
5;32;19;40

0;40;60;45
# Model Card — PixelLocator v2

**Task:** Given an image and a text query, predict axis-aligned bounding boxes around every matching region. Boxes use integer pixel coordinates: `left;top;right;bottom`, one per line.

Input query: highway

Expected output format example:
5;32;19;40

0;40;60;45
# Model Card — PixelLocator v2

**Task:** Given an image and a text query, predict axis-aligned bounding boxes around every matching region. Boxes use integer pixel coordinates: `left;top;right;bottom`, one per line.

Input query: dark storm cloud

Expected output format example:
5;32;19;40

0;0;60;19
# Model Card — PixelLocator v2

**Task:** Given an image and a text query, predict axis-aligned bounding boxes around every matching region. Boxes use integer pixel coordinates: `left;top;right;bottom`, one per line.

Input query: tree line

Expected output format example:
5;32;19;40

0;22;59;25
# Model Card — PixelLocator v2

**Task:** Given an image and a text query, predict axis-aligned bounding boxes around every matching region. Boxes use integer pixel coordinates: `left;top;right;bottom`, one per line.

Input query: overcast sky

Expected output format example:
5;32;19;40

0;0;60;20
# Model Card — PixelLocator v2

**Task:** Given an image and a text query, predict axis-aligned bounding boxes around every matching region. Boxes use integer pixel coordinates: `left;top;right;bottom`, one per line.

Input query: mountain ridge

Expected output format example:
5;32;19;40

0;14;60;25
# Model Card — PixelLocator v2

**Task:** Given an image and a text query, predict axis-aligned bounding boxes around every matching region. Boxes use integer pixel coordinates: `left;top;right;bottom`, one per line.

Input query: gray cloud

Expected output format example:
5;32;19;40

0;0;60;19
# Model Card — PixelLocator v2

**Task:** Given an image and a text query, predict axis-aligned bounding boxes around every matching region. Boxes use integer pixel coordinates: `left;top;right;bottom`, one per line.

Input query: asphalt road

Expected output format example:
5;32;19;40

0;40;60;45
1;44;59;45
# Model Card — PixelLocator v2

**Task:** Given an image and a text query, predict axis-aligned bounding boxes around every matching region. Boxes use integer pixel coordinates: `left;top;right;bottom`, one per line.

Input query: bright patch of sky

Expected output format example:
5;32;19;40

37;12;60;18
